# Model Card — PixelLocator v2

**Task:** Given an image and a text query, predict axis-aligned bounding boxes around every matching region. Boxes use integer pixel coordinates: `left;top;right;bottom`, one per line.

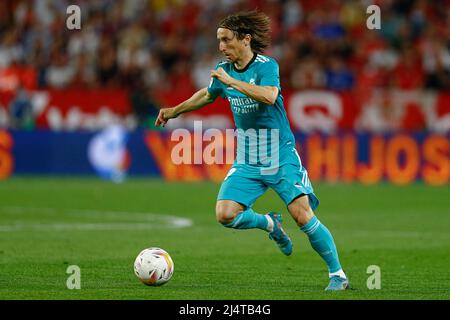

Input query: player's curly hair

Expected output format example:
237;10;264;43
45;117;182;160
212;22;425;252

218;10;271;54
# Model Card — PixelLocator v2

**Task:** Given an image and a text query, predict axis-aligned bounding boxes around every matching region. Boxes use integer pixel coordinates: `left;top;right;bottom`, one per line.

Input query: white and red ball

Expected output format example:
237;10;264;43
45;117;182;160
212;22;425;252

134;248;174;286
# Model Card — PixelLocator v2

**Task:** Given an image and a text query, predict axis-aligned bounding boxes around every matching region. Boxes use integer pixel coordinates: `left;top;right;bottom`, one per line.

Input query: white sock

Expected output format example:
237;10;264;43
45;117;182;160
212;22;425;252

329;269;347;279
265;215;274;232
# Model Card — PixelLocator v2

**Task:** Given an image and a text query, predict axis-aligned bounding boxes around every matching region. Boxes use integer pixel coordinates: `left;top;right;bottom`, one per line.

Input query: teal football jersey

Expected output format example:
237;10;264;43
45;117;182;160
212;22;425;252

207;53;296;168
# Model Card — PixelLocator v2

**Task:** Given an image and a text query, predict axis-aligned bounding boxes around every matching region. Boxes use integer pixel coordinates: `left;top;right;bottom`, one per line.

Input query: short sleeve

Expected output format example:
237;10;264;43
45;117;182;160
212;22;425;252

207;63;225;98
258;59;281;91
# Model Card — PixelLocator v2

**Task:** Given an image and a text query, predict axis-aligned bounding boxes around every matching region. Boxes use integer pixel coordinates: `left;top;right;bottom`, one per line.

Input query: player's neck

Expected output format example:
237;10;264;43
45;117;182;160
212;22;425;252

234;50;256;70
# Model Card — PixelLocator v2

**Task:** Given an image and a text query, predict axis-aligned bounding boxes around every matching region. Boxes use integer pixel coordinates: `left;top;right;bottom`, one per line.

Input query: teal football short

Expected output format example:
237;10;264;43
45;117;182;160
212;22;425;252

217;148;319;210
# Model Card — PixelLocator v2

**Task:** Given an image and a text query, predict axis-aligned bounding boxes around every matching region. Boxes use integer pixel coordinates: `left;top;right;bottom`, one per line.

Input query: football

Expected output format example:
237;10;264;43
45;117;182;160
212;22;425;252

134;247;174;286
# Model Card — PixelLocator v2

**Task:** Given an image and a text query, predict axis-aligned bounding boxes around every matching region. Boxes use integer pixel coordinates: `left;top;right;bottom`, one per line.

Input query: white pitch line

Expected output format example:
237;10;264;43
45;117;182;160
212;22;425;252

0;206;193;232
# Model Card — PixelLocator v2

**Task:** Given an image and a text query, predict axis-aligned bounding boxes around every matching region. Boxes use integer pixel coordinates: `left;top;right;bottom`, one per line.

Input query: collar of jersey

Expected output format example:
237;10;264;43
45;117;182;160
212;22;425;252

233;52;257;73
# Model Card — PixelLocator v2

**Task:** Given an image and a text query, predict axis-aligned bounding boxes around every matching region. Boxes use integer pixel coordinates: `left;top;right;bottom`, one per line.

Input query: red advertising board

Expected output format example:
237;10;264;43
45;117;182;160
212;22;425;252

153;89;450;133
0;89;131;130
0;88;449;132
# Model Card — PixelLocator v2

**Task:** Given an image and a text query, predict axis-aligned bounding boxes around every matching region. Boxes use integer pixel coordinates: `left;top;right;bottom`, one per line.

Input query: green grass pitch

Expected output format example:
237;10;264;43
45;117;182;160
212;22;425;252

0;177;449;300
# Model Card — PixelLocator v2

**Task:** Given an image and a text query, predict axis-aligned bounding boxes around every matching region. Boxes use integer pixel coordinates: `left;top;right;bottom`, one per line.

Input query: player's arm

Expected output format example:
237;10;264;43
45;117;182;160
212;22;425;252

211;68;278;105
155;87;216;127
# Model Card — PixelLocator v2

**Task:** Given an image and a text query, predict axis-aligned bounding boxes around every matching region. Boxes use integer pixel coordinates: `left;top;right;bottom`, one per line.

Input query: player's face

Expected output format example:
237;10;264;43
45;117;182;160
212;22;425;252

217;28;246;63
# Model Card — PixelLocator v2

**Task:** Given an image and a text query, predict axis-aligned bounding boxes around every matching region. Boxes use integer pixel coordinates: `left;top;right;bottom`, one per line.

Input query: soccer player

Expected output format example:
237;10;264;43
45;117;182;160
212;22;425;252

155;11;349;291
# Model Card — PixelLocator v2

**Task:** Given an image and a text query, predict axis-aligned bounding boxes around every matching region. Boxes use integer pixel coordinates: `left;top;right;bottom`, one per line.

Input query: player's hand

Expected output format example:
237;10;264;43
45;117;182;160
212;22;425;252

211;68;233;86
155;108;177;127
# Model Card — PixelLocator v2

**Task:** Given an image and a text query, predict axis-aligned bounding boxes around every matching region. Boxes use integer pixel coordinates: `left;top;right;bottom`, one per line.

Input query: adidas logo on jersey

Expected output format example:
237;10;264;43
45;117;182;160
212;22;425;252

256;55;270;63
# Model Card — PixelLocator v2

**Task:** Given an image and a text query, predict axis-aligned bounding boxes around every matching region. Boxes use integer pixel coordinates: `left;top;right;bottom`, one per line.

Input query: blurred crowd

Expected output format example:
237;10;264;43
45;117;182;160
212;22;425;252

0;0;449;111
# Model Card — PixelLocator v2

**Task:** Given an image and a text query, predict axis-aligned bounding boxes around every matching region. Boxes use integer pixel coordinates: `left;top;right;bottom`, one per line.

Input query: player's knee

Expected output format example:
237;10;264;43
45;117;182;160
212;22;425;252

288;196;315;226
215;208;236;225
215;202;240;225
294;209;313;226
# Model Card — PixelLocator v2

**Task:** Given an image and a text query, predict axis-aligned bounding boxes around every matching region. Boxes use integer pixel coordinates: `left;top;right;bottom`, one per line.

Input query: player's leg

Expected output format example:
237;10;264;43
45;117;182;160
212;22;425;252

266;162;348;290
215;200;270;230
216;199;292;256
216;166;292;255
216;166;270;230
288;195;349;290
